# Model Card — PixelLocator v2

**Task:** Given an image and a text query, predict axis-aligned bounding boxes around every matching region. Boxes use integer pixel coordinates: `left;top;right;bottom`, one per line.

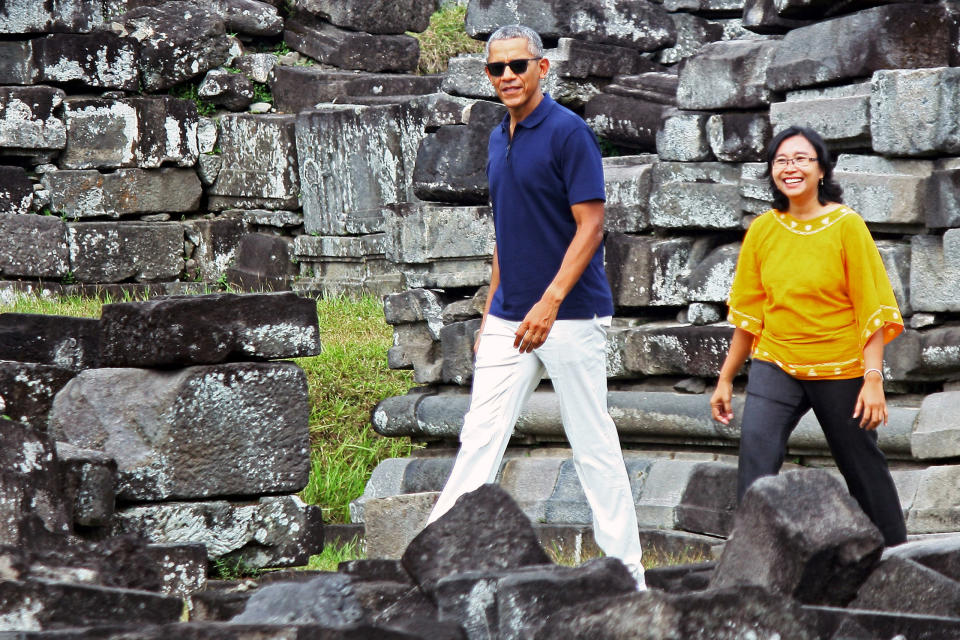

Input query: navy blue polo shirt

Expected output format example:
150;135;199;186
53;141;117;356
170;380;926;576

487;94;613;321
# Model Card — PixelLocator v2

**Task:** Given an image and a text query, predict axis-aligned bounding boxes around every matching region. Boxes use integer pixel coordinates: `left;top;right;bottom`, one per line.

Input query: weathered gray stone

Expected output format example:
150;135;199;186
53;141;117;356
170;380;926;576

208;114;299;211
657;109;712;162
911;392;960;460
116;2;232;92
552;37;654;79
766;5;951;92
686;242;739;303
196;152;222;186
439;319;481;386
770;81;871;150
383;289;444;330
56;442;115;529
285;13;420;74
0;361;74;429
772;0;912;19
742;0;813;33
34;32;139;91
465;0;677;50
706;111;770;162
298;103;424;235
271;66;444;114
383;204;494;265
663;0;745;12
871;67;960;157
623;323;733;377
656;12;726;66
146;543;209;599
740;162;774;214
925;158;960;229
0;417;70;545
0;39;37;84
48;363;310;501
884;534;960;583
211;0;284;37
710;469;883;605
402;485;552;597
293;0;436;34
649;162;742;229
233;53;277;84
100;292;320;367
0;167;32;215
833;155;931;228
687;302;723;325
876;239;911;317
0;214;69;279
604;235;694;307
911;231;960;313
603;155;654;233
585;91;668;152
0;0;118;34
67;221;184;283
241;209;303;229
225;233;296;291
677;39;781;110
0;86;66;151
0;313;98;371
198;69;255;111
183;217;245;282
676;462;738;537
114;495;323;568
364;492;439;560
45;168;202;219
905;465;960;534
850;557;960;617
62;95;199;170
293;235;384;261
231;572;365;626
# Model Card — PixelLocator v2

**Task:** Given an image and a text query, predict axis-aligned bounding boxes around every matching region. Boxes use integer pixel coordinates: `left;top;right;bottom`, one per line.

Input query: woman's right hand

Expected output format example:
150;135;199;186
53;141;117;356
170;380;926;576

710;379;735;425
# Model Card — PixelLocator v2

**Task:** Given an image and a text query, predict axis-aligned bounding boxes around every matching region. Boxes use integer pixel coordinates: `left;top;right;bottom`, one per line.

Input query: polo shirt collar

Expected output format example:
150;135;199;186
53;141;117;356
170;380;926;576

498;93;556;132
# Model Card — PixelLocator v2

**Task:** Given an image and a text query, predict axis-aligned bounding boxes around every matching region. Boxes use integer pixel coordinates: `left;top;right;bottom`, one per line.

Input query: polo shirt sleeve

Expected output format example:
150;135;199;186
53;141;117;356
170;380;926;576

561;125;605;205
727;218;765;337
842;215;904;347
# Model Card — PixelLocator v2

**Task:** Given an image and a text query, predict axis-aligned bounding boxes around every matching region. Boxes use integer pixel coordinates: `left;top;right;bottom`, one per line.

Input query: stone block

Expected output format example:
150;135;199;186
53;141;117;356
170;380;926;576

225;233;296;292
55;442;116;529
100;292;320;367
197;152;221;186
0;166;33;214
0;86;66;151
710;469;883;605
399;258;492;291
656;12;727;66
766;5;951;92
687;302;723;325
925;158;960;229
349;456;413;523
772;0;913;20
742;0;812;33
676;462;738;537
906;465;960;534
116;2;232;92
294;234;384;261
706;111;771;162
233;53;277;84
657;109;713;162
48;363;310;501
0;40;37;85
383;204;494;265
439;319;481;386
208;114;299;211
884;534;960;583
0;214;69;279
604;235;694;307
833;154;932;227
146;543;209;599
663;0;745;12
297;103;424;235
114;495;323;568
0;417;71;545
293;0;436;34
183;217;246;283
45;168;202;219
383;289;444;330
66;221;184;284
602;156;654;233
770;81;871;150
212;0;284;37
198;69;255;111
850;557;960;617
364;492;439;560
876;239;911;316
34;32;139;91
685;242;739;303
0;361;74;429
402;485;551;597
0;312;99;371
871;67;960;157
584;91;668;151
634;458;705;529
465;0;676;50
625;323;731;377
677;39;781;110
0;0;116;34
284;14;420;74
921;326;960;377
649;162;742;229
552;38;653;79
62;95;199;170
0;579;183;631
740;162;775;214
231;573;365;626
242;209;303;229
911;232;960;313
413;115;500;205
271;65;443;114
911;392;960;460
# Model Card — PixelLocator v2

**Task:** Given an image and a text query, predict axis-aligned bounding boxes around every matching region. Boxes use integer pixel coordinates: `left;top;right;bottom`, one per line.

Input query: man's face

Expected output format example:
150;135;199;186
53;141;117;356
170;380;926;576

485;37;547;112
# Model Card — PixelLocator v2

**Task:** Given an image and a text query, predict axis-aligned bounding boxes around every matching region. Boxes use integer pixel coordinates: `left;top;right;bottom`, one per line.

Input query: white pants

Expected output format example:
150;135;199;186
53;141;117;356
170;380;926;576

427;314;644;572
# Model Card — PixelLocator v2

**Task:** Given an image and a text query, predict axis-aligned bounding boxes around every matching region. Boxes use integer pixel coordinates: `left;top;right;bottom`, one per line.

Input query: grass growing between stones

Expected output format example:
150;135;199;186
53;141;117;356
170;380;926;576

303;538;365;572
411;1;484;75
546;542;713;570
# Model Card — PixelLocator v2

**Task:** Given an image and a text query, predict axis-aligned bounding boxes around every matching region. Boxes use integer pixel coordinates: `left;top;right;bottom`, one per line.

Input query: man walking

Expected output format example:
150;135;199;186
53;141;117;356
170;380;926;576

426;24;645;589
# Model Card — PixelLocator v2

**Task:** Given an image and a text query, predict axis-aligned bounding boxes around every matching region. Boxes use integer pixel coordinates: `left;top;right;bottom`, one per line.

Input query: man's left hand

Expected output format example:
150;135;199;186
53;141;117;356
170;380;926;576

514;297;560;353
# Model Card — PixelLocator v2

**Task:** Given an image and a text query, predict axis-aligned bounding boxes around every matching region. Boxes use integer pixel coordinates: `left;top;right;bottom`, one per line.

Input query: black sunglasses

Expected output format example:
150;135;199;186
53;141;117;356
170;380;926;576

485;57;542;77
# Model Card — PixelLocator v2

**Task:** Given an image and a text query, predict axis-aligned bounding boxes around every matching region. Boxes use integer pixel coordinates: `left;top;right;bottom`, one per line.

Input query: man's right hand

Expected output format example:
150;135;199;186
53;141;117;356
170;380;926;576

710;380;734;425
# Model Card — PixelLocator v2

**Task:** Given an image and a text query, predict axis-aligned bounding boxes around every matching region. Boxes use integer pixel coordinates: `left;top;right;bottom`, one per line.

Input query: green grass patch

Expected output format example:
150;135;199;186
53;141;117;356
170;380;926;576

168;80;217;117
546;541;713;570
411;2;484;75
302;537;365;572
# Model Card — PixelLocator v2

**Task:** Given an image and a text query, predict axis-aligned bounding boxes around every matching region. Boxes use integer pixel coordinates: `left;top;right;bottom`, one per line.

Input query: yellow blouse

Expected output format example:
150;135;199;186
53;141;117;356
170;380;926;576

727;206;903;380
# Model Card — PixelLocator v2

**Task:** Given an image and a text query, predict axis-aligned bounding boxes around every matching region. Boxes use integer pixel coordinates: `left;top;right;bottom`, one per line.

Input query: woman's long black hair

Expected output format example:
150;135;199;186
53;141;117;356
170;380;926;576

766;126;843;211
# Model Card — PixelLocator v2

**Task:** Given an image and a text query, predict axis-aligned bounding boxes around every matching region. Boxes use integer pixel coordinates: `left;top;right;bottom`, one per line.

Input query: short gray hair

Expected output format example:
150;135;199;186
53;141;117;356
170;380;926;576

484;25;544;59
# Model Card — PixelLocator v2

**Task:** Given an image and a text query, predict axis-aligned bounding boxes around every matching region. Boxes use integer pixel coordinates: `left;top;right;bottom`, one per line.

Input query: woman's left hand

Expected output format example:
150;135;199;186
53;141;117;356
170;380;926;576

853;375;887;430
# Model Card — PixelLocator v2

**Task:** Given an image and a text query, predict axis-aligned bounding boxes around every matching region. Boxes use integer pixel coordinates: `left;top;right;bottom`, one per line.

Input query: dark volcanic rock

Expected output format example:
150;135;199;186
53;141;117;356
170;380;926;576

56;442;116;528
34;32;139;91
0;86;66;150
709;469;884;606
285;13;420;74
231;573;366;626
0;313;99;371
294;0;437;34
271;66;443;114
676;462;738;537
99;292;320;367
198;69;255;111
0;166;34;214
849;556;960;618
401;484;552;598
0;361;75;428
884;534;960;582
224;233;297;292
67;221;185;284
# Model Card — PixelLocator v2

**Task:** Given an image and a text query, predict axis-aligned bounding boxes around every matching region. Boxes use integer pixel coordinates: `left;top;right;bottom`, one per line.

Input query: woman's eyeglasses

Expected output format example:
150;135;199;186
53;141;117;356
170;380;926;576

485;58;542;77
773;155;817;169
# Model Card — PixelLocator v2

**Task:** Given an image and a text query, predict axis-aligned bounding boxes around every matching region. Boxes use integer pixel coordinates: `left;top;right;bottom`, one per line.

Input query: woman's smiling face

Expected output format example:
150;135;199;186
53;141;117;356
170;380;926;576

771;134;824;206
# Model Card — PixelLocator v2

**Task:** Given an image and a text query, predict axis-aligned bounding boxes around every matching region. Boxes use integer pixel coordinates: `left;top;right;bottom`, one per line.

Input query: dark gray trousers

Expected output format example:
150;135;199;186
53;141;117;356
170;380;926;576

738;360;907;546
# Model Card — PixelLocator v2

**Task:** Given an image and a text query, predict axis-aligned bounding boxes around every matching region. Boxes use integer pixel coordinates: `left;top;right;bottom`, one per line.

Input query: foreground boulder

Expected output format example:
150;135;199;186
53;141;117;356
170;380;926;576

710;469;884;605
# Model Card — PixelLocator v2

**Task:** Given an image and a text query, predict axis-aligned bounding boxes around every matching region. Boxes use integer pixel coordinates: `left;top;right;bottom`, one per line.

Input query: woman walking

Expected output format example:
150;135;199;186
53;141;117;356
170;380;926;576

710;126;907;546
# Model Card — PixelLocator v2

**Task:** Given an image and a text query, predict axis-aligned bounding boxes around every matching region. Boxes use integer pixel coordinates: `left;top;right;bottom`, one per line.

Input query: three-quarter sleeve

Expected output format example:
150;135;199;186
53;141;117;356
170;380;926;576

727;222;765;337
842;216;904;348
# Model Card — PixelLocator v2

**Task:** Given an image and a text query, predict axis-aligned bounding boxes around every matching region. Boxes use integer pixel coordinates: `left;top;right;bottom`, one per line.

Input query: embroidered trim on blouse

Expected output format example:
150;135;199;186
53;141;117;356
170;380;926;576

771;207;854;236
